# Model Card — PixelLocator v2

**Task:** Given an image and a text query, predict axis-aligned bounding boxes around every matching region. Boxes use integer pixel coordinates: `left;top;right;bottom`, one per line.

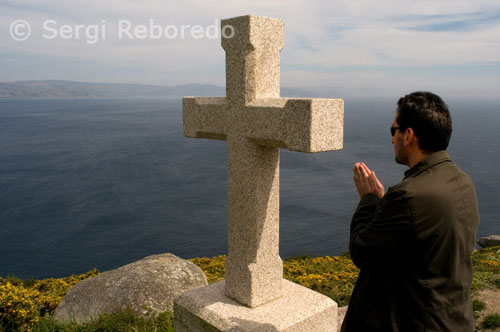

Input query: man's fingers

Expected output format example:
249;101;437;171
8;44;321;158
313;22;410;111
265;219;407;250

353;163;386;199
353;163;359;175
368;171;378;188
358;164;370;178
354;162;370;174
353;163;365;179
353;162;385;199
360;162;372;174
373;171;384;188
371;171;386;198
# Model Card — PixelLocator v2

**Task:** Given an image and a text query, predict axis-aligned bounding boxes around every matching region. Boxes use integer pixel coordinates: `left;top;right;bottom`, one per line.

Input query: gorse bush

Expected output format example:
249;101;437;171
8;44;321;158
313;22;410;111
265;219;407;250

0;281;39;331
190;252;359;306
283;254;359;306
0;269;99;332
189;255;226;284
1;247;499;331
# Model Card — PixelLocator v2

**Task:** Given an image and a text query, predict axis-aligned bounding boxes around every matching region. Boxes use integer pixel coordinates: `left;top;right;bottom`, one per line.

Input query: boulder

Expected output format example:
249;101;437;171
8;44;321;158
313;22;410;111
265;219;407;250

337;306;348;331
54;253;207;323
477;235;500;248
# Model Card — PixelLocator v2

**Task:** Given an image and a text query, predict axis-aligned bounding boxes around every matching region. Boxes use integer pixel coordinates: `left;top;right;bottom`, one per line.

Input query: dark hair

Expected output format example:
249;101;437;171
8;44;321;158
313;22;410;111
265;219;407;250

396;91;452;152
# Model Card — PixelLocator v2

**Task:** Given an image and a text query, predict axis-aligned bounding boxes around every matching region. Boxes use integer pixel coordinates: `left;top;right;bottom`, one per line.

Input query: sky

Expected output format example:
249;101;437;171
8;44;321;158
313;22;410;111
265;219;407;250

1;0;499;98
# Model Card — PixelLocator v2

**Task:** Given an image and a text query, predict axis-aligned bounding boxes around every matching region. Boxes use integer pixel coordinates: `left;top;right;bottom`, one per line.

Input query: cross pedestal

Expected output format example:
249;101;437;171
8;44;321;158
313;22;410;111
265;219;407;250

174;15;343;332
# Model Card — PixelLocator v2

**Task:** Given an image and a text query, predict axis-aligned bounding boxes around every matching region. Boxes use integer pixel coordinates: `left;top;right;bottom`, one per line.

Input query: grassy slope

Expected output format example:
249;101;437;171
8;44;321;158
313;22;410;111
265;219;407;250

1;247;499;332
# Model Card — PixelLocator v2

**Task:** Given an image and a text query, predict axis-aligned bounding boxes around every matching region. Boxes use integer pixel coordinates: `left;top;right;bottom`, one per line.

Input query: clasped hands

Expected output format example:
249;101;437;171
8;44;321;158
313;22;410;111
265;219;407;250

353;162;385;199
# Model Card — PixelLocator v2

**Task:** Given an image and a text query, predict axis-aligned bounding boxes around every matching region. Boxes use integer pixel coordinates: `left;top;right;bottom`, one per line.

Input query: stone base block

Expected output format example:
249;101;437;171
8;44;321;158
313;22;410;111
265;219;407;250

174;280;338;332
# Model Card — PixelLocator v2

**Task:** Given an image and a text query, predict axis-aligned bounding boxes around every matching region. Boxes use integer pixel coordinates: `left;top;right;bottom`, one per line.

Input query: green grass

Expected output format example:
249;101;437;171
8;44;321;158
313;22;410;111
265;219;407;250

494;278;500;288
482;313;500;329
282;253;358;307
473;299;487;312
472;246;500;294
30;308;174;332
1;246;499;331
190;252;359;307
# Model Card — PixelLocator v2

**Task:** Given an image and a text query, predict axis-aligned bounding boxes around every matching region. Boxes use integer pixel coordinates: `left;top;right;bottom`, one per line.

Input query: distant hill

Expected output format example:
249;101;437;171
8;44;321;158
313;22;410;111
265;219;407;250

0;81;225;99
0;80;384;99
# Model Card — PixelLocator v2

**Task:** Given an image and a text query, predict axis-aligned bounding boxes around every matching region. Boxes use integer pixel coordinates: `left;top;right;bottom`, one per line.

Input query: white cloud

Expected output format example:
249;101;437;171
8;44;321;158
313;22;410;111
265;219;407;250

1;0;499;96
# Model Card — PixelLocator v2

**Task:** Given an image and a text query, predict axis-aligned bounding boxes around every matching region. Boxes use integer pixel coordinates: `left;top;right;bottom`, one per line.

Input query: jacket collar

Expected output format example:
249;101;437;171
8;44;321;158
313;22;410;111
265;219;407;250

404;150;451;179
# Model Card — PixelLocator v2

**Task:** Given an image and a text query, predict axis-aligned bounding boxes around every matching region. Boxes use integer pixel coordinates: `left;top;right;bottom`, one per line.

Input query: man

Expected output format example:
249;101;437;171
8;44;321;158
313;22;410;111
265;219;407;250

341;92;480;332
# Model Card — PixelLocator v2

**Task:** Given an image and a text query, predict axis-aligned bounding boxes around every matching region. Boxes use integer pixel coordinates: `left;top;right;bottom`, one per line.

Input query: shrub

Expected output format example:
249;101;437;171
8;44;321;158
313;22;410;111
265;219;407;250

31;268;99;316
283;255;359;306
189;255;226;284
471;246;500;292
82;308;173;332
190;254;359;306
494;278;500;289
0;281;40;331
1;246;499;331
1;269;99;332
472;299;486;312
32;308;174;332
482;313;500;329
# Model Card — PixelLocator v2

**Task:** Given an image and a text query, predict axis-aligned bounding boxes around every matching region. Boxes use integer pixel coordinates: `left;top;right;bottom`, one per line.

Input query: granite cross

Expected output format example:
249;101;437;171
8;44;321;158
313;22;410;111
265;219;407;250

183;15;344;308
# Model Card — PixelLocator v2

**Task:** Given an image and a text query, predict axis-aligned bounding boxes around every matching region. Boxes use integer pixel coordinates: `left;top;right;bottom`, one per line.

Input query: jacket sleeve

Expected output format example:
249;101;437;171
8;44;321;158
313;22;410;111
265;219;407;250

349;189;415;271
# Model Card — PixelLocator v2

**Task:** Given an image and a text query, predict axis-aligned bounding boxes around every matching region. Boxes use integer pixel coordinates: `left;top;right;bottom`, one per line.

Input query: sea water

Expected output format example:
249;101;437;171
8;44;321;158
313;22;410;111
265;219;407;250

0;97;499;278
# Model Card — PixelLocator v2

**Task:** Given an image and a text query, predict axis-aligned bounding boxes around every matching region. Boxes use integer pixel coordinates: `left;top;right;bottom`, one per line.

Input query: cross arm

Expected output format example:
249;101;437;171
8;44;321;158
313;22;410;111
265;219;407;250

240;98;344;153
183;97;228;141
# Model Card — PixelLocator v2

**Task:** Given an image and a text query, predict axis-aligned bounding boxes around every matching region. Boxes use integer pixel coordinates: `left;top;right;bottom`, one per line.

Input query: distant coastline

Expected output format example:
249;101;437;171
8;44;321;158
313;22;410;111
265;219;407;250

0;80;225;99
0;80;387;99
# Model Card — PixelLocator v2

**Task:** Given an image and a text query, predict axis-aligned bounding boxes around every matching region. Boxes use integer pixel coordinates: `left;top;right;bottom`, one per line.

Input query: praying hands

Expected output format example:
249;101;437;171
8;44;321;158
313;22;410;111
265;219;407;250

352;162;385;199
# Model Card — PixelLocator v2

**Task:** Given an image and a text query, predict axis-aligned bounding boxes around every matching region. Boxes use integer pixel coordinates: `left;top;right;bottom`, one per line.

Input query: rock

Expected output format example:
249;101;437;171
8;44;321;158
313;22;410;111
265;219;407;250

54;253;207;323
477;235;500;248
337;306;348;331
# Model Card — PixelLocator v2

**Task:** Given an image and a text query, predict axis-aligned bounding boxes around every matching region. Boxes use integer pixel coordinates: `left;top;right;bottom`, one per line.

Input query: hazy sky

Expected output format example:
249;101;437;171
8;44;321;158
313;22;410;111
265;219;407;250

1;0;499;97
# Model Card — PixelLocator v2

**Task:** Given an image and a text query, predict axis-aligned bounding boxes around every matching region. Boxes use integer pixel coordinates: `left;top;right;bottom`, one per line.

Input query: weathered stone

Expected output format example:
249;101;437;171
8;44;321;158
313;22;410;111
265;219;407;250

54;253;207;323
477;235;500;248
337;306;348;331
182;14;343;309
174;280;338;332
176;14;343;331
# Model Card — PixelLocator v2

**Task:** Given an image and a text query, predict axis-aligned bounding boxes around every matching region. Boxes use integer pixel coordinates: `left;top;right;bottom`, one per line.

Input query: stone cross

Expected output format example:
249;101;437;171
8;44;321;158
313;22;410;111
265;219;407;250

183;15;343;308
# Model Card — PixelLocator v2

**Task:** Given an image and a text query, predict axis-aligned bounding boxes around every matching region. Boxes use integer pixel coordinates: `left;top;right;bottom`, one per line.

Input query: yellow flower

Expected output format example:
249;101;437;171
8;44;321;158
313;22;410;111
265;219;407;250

1;269;99;331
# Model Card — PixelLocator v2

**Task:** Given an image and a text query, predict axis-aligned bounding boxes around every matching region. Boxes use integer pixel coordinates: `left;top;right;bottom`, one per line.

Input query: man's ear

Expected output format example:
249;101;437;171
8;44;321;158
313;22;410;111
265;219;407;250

403;128;415;147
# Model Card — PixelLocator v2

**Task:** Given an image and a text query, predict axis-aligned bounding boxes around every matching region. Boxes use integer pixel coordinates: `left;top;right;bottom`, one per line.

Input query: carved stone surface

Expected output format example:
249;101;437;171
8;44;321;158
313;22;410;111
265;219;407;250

174;280;338;332
176;14;343;331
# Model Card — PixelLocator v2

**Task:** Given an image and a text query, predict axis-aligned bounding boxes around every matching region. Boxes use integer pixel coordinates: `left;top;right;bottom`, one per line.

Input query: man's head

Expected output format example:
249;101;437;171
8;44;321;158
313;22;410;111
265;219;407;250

391;92;452;167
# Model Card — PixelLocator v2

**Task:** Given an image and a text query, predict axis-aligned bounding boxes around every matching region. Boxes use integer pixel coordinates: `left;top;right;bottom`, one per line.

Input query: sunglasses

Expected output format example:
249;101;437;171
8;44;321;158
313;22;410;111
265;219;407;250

390;126;402;137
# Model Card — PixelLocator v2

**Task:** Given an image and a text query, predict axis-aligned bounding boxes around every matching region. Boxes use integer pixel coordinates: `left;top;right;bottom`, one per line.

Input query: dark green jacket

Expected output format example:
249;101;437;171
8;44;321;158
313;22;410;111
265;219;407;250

341;151;480;332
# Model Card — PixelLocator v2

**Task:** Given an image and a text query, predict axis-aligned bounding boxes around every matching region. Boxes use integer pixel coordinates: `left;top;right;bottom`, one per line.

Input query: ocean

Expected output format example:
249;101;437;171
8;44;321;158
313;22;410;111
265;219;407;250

0;97;499;279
